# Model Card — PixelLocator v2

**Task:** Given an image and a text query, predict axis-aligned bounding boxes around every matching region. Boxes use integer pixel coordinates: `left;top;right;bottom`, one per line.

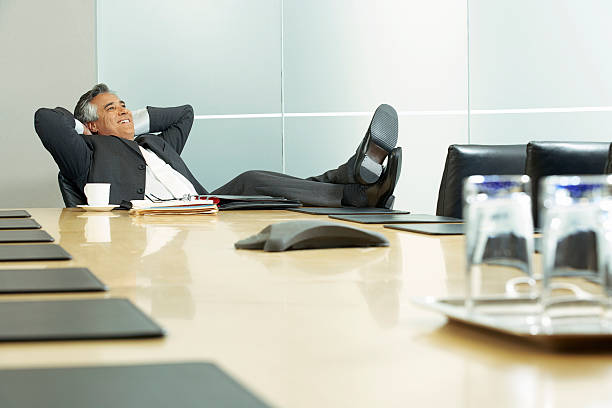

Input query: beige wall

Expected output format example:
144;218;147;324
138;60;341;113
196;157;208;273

0;0;96;207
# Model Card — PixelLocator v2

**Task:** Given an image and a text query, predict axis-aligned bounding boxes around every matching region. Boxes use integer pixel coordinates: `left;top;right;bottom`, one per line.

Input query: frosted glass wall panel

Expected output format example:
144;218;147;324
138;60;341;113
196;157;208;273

283;0;469;213
285;115;467;213
283;0;468;113
470;112;612;145
97;0;281;115
469;0;612;110
181;119;282;192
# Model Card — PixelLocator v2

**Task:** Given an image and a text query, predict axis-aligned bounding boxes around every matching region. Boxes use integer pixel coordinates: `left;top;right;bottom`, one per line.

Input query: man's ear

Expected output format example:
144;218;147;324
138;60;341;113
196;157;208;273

86;122;98;134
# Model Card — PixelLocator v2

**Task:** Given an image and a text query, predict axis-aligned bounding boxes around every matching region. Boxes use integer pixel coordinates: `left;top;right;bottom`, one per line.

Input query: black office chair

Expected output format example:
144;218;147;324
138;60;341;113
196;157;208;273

525;141;610;227
436;144;527;219
605;143;612;174
58;173;87;207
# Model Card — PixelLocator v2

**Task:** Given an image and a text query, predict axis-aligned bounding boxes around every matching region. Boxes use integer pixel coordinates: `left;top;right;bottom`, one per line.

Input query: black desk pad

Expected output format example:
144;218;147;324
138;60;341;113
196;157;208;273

330;214;462;224
0;244;71;261
0;230;54;243
0;362;271;408
290;207;410;215
386;224;543;240
0;210;30;218
0;268;107;293
0;219;40;230
384;223;465;235
0;298;163;341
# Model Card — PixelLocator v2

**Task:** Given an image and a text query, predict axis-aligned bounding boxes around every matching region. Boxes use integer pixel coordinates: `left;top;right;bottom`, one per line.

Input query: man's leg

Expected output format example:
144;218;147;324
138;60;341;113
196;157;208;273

212;146;401;208
212;170;344;207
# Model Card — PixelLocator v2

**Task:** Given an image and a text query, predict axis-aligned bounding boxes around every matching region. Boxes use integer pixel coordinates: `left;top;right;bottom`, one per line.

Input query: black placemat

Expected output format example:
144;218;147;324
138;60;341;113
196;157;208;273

290;207;409;215
0;245;71;261
0;210;30;218
0;362;271;408
330;214;462;224
0;219;41;230
0;298;163;341
0;268;106;293
0;230;54;243
384;223;465;235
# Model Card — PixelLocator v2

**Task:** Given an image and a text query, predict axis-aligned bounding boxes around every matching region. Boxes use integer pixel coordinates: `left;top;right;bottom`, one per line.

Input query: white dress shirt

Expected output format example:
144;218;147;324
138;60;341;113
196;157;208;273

138;146;198;200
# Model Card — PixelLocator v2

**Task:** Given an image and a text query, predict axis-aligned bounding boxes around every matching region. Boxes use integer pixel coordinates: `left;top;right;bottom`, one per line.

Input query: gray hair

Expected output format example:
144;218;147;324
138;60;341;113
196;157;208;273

74;83;112;124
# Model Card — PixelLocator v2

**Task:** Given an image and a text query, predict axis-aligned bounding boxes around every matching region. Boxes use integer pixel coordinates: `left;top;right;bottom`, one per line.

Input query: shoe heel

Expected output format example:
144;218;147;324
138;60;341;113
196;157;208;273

360;156;383;184
383;195;395;209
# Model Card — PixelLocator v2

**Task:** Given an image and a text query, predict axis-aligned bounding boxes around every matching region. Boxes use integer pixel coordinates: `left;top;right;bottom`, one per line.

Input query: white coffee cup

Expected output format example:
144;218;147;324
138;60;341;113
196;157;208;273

84;183;111;206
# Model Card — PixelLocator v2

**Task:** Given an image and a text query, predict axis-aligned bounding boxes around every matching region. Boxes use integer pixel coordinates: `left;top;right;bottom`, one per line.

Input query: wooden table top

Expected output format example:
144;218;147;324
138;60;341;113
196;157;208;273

0;208;610;408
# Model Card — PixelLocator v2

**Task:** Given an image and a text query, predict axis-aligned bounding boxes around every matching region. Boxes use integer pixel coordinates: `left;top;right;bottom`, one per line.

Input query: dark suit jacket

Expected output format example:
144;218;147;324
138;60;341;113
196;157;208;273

35;105;208;205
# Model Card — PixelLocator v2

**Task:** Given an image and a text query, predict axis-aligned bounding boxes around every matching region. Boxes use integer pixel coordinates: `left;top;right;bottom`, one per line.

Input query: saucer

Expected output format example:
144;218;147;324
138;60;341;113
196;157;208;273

77;204;119;212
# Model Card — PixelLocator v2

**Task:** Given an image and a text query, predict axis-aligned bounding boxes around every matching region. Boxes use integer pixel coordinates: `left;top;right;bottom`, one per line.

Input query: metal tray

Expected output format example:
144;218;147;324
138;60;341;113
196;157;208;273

413;296;612;350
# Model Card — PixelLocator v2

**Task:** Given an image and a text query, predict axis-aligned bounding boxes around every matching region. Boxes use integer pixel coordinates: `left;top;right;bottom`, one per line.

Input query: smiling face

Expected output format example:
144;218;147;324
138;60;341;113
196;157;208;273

86;93;135;140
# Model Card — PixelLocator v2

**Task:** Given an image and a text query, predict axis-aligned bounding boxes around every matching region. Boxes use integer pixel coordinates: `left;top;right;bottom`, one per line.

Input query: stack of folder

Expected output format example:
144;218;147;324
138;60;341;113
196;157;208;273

129;199;218;216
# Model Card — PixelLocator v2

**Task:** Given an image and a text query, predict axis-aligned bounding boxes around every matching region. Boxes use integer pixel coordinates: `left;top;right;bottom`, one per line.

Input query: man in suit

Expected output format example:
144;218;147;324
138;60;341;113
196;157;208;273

35;83;401;208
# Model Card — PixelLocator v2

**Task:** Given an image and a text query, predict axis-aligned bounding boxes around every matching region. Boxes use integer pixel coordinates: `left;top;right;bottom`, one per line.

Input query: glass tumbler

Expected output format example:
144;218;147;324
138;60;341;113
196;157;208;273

540;175;609;332
464;175;535;314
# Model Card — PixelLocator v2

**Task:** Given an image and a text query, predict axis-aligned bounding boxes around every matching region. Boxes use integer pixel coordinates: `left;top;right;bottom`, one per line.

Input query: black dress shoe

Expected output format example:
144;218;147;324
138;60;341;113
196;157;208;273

366;147;402;208
353;104;398;184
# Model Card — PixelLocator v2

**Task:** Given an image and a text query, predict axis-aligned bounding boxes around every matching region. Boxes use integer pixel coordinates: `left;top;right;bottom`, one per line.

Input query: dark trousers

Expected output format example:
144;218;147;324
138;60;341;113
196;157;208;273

212;158;357;207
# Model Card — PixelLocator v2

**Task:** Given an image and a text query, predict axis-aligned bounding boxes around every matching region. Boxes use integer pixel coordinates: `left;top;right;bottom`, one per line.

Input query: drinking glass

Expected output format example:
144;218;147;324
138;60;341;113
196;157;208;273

464;175;535;314
540;175;609;333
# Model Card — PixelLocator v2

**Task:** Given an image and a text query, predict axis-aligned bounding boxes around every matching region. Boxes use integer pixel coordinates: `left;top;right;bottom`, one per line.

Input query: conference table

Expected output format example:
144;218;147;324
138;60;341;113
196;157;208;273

1;208;611;407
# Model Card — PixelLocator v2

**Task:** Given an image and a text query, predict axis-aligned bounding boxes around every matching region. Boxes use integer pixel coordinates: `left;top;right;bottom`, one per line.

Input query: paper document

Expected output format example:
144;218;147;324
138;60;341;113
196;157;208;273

129;198;218;216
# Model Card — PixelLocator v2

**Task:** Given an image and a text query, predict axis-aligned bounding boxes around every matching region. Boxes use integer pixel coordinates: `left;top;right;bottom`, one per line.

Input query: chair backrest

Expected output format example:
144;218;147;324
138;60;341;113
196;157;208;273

58;173;87;207
606;143;612;174
436;144;527;219
525;141;610;226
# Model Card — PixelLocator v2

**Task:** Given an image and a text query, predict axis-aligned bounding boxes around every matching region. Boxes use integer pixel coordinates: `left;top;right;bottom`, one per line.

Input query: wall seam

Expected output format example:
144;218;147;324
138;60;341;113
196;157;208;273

466;0;471;144
94;0;99;82
280;0;286;173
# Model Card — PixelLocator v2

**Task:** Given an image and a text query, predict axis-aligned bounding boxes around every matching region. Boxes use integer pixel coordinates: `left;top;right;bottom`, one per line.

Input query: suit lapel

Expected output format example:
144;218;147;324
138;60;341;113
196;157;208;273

137;134;167;156
118;137;145;159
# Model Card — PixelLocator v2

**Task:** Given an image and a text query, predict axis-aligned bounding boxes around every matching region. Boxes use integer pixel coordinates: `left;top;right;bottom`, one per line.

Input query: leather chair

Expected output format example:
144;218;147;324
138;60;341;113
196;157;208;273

436;144;527;219
58;173;87;207
525;141;610;227
606;143;612;174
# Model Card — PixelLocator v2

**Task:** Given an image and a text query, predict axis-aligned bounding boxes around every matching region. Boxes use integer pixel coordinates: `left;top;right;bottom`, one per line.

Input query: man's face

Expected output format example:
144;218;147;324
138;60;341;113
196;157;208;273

86;93;135;140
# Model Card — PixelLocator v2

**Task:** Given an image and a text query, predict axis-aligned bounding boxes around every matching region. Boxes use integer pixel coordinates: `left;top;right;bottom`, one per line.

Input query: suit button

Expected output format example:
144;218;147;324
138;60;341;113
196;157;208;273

138;164;146;170
137;188;144;194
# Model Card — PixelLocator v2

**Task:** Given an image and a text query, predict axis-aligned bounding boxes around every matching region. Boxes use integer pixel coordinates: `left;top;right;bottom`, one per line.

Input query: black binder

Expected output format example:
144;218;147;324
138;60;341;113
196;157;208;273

201;195;302;210
0;268;106;293
0;362;271;408
0;298;164;341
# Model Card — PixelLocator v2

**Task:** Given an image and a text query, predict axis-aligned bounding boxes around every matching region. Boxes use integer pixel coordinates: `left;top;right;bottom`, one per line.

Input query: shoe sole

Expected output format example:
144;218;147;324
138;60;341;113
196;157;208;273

358;104;398;184
377;148;402;207
369;104;398;154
